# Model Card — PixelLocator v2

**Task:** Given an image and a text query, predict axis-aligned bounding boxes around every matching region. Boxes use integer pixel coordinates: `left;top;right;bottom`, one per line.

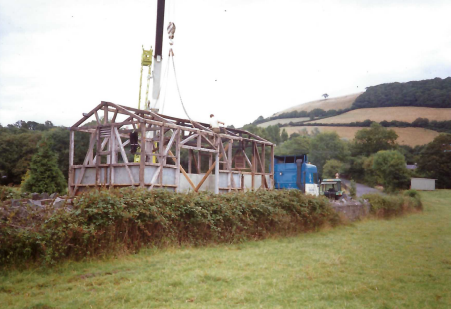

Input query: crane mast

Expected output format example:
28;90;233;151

150;0;165;112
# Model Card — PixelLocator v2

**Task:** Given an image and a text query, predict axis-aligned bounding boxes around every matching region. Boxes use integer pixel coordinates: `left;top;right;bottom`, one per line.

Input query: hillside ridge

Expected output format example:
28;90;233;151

274;92;363;116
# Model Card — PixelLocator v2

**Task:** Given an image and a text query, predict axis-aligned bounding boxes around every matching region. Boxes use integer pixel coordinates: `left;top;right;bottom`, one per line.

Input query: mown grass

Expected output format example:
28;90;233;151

1;190;450;308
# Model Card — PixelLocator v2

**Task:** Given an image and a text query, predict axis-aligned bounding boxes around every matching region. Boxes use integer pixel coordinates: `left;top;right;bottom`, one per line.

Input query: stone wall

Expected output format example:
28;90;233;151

330;200;370;221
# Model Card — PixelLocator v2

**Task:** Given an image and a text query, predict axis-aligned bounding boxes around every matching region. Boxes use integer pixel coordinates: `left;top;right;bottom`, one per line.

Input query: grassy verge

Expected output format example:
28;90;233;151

1;190;450;308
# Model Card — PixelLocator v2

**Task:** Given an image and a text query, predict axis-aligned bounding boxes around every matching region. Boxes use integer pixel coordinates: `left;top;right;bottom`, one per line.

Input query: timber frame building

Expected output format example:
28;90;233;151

68;101;275;195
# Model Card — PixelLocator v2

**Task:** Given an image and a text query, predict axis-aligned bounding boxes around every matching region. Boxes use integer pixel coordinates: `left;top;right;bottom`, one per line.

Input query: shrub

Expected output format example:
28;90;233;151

403;189;420;199
350;180;357;199
0;189;339;267
21;137;66;194
361;193;422;218
0;186;21;201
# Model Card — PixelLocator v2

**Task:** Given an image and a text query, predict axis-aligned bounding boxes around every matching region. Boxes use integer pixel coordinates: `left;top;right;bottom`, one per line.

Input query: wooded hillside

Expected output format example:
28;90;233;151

353;77;451;109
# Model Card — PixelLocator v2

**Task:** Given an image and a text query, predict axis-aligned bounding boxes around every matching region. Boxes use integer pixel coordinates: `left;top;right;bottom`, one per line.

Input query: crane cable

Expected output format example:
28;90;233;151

171;54;192;121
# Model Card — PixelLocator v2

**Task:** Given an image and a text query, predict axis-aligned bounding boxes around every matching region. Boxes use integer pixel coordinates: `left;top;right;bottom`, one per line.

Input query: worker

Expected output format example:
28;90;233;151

210;114;225;134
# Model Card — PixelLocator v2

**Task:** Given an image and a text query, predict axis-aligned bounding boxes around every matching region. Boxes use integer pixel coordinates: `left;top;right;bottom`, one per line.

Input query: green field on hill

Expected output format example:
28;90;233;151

1;191;450;308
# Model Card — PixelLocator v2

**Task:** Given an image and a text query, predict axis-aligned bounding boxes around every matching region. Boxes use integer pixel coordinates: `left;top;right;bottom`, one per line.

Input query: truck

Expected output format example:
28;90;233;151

273;155;319;196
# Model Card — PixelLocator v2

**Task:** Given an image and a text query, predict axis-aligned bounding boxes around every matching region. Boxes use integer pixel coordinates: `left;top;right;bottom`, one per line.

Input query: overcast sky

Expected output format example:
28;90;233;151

1;0;451;128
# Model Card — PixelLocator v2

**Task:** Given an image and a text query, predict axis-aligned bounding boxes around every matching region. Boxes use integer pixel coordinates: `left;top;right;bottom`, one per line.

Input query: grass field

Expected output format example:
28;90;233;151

274;92;362;115
307;107;451;124
284;126;440;146
1;191;450;308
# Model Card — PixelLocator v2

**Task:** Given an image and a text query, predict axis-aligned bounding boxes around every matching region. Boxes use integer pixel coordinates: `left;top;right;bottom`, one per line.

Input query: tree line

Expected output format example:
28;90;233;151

244;122;451;191
1;119;450;193
354;77;451;109
277;118;451;134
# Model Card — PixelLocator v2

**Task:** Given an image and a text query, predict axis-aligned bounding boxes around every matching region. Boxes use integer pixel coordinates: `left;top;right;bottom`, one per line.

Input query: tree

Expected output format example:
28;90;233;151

22;137;67;194
372;150;410;192
417;134;451;189
322;159;344;178
0;131;42;185
352;122;398;156
281;129;288;143
275;136;310;156
45;127;90;180
264;125;281;145
322;93;329;100
309;132;349;176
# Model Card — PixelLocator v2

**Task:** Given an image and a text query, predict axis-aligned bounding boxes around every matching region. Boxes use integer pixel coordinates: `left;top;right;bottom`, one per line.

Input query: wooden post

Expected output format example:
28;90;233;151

261;144;265;190
270;145;275;189
175;129;181;192
214;152;219;194
68;130;74;195
104;106;108;124
188;149;192;174
95;129;101;186
159;127;165;185
197;135;201;173
139;123;146;187
109;124;115;187
251;142;256;190
227;140;233;192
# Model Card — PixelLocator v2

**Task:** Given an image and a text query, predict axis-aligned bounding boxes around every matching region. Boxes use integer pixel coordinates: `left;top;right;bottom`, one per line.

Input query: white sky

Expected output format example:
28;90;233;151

1;0;451;128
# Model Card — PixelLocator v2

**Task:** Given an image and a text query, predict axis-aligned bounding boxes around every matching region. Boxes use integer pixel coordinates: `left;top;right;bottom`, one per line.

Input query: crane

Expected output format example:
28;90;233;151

138;0;168;112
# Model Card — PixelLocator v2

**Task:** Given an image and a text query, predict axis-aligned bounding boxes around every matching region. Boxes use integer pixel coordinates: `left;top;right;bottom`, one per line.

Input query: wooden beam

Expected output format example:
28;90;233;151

159;127;164;185
104;107;108;124
96;129;101;186
111;108;118;123
191;150;201;174
71;101;105;128
181;145;217;153
194;142;229;192
94;111;101;125
175;129;181;192
139;123;146;187
270;145;275;190
114;127;135;185
163;129;177;156
251;142;256;190
149;166;162;190
254;143;268;189
200;133;216;148
242;149;252;169
167;149;196;190
214;152;219;194
180;133;198;145
109;125;116;186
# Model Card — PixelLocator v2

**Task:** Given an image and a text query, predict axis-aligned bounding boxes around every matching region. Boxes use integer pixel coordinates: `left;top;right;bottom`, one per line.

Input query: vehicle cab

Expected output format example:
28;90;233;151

320;178;344;200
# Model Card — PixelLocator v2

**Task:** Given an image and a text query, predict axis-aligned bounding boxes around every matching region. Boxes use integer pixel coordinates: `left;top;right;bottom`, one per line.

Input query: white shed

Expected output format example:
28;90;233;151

411;178;436;191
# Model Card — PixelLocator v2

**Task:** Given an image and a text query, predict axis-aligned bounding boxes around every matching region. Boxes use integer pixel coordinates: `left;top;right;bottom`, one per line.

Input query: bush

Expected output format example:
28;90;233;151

0;189;339;267
350;180;357;199
0;186;21;201
403;189;420;199
361;193;422;218
21;137;67;194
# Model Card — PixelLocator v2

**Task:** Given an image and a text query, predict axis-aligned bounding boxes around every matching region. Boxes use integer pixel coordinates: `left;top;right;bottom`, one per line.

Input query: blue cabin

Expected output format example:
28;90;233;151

273;155;319;194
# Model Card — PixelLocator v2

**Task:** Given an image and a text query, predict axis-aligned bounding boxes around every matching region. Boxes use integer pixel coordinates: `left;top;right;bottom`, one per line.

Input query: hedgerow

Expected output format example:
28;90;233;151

0;189;339;267
361;192;422;218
